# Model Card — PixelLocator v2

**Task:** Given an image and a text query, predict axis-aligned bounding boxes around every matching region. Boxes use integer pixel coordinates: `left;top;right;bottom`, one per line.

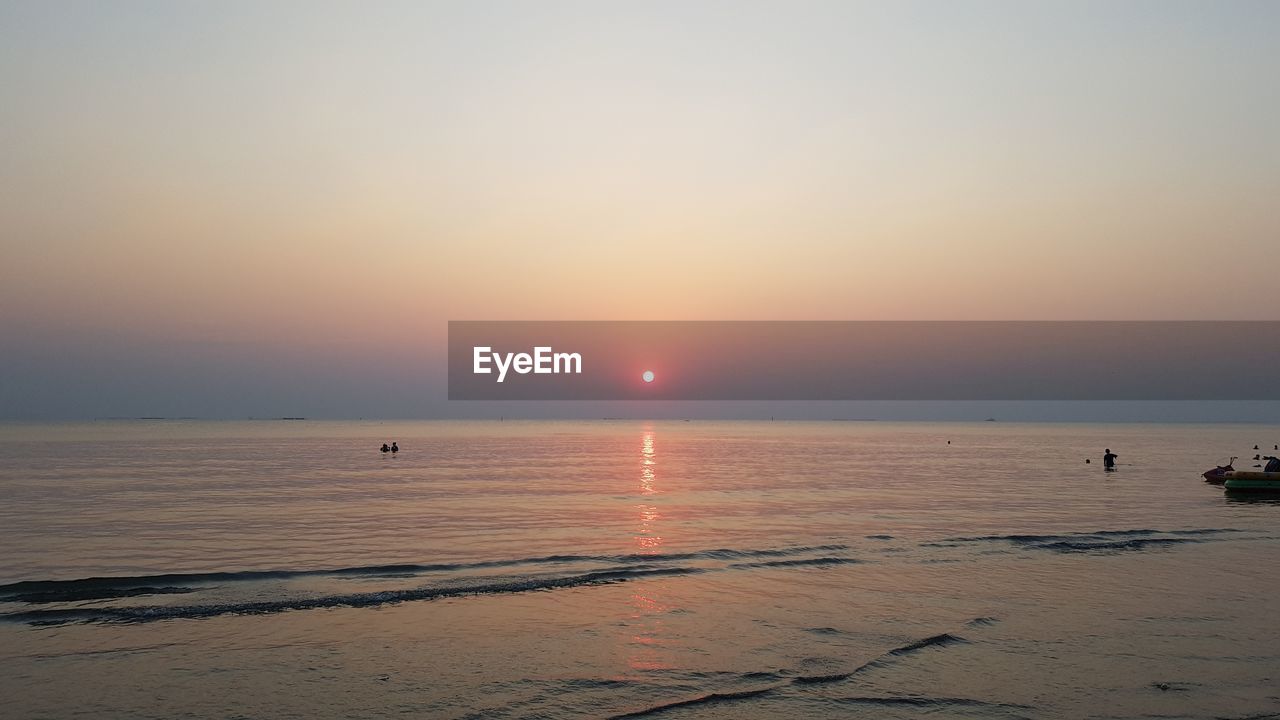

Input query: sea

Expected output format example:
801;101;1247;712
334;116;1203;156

1;420;1278;720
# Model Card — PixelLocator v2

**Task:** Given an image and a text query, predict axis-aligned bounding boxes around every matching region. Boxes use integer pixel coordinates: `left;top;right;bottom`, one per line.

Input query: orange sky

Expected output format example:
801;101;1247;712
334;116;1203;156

2;2;1277;418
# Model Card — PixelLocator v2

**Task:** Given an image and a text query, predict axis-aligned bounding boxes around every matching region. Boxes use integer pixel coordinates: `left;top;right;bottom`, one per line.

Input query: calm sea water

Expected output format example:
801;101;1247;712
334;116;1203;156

1;420;1278;719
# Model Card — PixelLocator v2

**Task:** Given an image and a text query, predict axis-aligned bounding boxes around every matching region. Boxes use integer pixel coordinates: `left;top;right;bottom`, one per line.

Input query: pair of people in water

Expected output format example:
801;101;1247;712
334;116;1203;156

380;442;399;454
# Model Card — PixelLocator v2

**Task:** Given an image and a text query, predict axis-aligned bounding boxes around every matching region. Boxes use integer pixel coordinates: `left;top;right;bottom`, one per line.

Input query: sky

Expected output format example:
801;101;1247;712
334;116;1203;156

1;1;1278;420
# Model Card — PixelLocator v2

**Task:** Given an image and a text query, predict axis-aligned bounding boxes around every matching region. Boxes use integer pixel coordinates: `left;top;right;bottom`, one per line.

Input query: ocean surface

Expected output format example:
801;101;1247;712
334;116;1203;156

1;420;1278;719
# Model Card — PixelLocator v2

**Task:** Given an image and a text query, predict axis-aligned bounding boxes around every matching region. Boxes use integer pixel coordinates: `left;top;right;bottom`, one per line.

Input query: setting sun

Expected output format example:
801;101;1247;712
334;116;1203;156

642;370;655;383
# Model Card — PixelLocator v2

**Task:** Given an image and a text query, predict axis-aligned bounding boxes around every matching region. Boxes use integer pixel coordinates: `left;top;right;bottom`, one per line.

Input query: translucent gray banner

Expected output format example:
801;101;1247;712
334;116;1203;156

448;321;1279;400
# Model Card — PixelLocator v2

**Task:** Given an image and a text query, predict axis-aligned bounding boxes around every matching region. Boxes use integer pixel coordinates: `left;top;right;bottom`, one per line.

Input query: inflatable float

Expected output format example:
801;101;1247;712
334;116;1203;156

1223;471;1280;492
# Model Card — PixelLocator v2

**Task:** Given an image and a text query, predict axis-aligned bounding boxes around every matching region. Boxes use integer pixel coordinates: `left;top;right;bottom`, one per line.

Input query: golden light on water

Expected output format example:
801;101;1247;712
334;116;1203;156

627;427;674;673
637;430;661;550
640;431;656;497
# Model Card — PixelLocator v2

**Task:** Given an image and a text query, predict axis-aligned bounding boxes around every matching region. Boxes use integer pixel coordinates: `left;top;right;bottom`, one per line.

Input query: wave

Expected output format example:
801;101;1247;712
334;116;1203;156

886;632;966;655
611;689;1029;719
609;686;776;719
792;631;968;683
728;557;862;569
2;566;704;625
3;585;198;604
0;544;851;604
0;543;872;625
8;527;1230;609
931;528;1242;554
1036;538;1194;552
610;627;982;718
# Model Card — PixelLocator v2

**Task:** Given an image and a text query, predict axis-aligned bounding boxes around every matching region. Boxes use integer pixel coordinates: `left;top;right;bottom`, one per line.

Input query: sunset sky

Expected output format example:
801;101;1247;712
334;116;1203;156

2;1;1277;419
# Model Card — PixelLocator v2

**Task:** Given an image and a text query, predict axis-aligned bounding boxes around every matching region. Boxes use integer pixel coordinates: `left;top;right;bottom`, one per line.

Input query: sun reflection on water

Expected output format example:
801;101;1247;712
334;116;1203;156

635;429;662;554
639;431;657;496
626;427;676;672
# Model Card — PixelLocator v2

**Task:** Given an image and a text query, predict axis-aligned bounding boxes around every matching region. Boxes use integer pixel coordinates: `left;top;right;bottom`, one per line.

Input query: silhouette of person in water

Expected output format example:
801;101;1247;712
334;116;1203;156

1103;449;1118;470
391;442;399;454
380;443;390;453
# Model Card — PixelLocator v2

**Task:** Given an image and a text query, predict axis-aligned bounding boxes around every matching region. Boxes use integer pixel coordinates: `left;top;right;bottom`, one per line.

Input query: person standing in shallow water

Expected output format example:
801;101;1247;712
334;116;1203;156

1103;448;1118;471
380;443;390;453
391;442;399;454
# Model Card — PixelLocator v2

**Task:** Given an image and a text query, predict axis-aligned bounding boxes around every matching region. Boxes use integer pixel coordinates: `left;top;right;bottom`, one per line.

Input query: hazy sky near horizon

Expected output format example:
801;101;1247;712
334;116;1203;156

2;1;1278;419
